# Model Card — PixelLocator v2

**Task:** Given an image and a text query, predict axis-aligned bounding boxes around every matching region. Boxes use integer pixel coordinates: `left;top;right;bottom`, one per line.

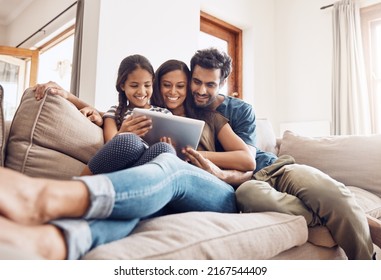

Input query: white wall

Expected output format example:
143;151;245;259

0;25;5;43
273;0;333;136
86;0;201;111
81;0;277;119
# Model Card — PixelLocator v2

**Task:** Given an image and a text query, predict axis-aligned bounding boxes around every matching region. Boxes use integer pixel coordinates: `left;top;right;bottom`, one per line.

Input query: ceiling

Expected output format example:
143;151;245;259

0;0;35;26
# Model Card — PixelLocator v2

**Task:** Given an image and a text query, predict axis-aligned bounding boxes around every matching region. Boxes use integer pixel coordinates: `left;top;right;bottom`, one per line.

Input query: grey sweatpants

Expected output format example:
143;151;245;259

236;155;374;260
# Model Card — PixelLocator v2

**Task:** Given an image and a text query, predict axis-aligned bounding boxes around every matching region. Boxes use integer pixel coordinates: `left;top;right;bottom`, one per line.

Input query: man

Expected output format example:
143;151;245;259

187;48;379;260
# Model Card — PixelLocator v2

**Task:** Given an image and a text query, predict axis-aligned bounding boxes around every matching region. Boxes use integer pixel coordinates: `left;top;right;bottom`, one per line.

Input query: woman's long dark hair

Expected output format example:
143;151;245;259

114;54;154;129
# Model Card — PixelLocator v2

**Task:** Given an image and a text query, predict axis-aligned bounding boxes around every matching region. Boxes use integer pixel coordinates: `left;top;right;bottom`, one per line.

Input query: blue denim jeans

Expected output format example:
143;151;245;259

52;153;237;259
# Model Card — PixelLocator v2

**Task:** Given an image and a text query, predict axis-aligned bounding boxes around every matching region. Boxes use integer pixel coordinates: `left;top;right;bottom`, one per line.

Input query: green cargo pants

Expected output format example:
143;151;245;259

236;155;374;260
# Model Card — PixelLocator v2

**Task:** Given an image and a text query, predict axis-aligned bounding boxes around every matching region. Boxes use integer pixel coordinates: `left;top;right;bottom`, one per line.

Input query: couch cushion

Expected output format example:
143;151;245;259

0;85;4;167
256;118;278;155
278;130;381;198
82;211;308;260
5;88;104;179
348;186;381;218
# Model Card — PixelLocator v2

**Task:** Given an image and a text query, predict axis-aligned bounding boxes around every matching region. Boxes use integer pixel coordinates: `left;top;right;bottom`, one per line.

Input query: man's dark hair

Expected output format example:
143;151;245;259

190;48;232;84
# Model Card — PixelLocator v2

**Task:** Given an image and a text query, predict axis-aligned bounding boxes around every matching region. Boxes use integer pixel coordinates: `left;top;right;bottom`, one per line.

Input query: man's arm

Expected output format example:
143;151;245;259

218;169;253;188
182;148;253;188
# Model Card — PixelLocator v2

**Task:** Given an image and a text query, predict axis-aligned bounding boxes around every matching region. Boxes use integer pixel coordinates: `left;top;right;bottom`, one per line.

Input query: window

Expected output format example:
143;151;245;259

0;25;74;121
0;46;38;120
361;3;381;133
199;11;242;98
36;25;75;91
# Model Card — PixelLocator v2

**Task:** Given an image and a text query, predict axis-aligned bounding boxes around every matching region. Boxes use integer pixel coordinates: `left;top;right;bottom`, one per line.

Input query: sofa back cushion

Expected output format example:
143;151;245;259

278;130;381;198
5;88;104;179
0;84;4;167
256;118;278;155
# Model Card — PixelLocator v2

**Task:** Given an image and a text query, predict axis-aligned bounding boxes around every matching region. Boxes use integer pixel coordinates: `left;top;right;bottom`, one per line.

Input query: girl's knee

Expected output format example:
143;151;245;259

152;142;176;154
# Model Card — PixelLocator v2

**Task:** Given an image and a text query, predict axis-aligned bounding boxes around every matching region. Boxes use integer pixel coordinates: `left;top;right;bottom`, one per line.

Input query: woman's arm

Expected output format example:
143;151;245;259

202;123;255;172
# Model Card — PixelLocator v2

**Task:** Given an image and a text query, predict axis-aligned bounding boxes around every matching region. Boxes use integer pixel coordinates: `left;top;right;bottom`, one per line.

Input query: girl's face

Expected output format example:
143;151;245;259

160;70;188;111
121;68;153;108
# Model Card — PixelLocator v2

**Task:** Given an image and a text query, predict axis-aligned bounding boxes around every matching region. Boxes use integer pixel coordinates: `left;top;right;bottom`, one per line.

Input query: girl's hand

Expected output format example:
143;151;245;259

80;106;103;127
160;137;175;149
119;115;152;137
33;81;70;100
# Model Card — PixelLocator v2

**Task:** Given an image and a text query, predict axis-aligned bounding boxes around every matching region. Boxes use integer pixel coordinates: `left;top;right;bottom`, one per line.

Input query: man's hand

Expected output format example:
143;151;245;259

33;81;69;100
80;106;103;127
119;115;152;137
182;147;254;187
182;147;225;179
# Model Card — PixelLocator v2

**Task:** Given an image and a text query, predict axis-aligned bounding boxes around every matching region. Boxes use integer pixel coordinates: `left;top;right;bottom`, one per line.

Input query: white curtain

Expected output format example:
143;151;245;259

332;0;371;135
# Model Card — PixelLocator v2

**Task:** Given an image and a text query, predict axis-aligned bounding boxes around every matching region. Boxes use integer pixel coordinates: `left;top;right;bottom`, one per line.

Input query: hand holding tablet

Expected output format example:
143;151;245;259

132;108;205;159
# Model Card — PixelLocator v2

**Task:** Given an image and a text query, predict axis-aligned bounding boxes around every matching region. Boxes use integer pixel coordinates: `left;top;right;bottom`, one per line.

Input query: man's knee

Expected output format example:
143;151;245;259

236;180;274;213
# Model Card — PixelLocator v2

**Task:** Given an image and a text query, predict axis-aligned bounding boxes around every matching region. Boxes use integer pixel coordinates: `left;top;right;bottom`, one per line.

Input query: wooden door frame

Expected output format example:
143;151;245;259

200;11;243;98
0;46;39;87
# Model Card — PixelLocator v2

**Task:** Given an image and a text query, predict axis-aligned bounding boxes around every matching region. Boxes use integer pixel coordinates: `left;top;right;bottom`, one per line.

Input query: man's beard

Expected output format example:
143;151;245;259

192;92;217;109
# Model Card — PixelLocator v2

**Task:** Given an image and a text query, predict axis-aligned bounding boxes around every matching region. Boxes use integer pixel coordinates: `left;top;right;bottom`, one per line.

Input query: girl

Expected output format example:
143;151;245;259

81;54;176;175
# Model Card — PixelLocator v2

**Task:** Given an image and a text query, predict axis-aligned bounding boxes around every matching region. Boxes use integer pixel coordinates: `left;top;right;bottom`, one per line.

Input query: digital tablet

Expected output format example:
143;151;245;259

132;108;205;159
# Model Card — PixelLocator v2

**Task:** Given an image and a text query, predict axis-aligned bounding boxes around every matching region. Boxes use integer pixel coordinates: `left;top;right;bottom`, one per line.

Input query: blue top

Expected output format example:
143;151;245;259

216;94;277;173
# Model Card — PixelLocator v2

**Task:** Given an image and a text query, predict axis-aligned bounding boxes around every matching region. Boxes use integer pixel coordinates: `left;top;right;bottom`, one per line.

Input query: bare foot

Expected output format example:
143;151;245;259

367;214;381;248
0;216;67;259
0;167;90;225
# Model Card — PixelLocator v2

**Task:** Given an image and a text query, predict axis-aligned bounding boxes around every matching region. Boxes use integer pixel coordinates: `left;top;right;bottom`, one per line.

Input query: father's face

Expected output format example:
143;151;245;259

191;65;223;108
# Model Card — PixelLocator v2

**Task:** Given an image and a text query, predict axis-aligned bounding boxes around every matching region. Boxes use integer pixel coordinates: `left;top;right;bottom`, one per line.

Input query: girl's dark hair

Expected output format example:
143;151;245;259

114;54;154;128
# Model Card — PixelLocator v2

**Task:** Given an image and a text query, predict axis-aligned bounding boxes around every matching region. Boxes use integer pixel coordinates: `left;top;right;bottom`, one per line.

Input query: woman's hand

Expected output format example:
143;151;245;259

33;81;70;100
119;115;152;137
160;136;176;149
80;106;103;127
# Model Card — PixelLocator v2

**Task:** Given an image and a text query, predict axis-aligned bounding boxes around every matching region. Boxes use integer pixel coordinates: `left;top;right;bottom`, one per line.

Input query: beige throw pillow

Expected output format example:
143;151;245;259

5;88;104;179
278;130;381;198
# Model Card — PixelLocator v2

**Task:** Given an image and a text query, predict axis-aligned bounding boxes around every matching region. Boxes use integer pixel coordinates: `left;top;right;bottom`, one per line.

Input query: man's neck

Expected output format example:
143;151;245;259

209;94;225;110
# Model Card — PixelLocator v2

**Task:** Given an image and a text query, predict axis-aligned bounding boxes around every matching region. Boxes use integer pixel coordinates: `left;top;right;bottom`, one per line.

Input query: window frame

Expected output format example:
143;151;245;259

200;11;243;99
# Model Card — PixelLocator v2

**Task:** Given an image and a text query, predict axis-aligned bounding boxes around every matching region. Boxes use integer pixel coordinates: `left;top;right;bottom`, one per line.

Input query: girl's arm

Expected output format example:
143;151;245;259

103;118;119;142
103;115;153;143
202;123;255;172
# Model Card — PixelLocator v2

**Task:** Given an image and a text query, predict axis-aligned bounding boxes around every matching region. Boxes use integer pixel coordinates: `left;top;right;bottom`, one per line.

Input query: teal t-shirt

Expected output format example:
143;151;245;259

216;94;277;173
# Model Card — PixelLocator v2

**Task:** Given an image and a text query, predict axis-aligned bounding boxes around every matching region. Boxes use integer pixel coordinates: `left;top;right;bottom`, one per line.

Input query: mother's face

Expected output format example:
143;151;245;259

160;70;188;111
